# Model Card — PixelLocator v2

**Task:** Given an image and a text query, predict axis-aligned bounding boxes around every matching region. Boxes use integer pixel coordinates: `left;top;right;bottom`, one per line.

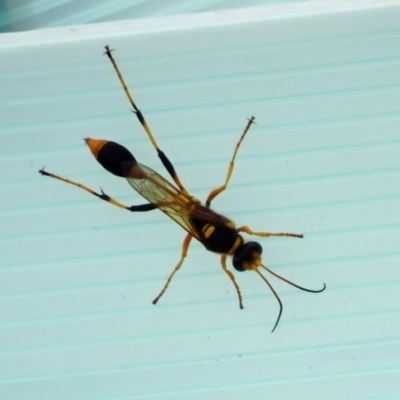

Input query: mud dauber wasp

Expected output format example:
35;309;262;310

40;46;325;332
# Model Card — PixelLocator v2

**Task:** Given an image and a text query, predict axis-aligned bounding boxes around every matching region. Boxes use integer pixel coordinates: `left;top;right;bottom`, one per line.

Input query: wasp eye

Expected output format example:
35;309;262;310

232;242;263;272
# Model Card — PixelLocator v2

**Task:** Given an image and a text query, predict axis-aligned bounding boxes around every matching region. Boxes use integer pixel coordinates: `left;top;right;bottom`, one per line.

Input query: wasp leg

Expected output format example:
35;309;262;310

221;254;244;309
237;225;303;239
153;233;192;304
39;168;155;212
206;116;255;208
104;46;190;197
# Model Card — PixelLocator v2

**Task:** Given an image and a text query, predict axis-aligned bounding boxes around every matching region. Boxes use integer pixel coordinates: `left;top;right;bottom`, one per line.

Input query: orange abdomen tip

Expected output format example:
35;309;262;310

84;138;109;160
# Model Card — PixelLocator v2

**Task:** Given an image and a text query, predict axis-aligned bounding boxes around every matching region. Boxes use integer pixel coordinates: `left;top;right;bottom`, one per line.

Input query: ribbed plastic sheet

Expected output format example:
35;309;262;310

2;0;319;32
1;1;400;399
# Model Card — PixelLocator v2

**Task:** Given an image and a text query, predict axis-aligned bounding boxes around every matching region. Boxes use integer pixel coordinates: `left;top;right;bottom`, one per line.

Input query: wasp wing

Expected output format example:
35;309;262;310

123;161;229;240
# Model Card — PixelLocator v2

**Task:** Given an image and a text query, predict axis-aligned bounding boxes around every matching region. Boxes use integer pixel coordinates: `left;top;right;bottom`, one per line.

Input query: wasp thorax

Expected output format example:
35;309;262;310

232;242;263;272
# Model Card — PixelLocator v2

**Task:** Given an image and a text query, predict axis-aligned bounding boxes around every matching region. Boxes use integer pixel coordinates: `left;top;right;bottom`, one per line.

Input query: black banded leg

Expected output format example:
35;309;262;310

237;225;303;239
152;233;192;304
220;254;244;309
39;168;155;212
206;117;256;208
104;46;190;197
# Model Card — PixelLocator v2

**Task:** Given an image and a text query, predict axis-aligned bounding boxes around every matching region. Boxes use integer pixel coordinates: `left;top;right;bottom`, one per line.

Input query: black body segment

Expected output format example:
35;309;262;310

85;139;137;177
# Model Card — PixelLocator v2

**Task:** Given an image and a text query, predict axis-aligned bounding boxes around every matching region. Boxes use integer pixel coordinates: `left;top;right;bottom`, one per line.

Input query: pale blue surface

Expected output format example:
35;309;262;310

0;2;400;399
2;0;317;32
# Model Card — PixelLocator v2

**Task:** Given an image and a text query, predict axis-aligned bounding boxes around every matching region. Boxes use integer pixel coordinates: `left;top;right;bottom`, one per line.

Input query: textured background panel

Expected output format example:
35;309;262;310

0;2;400;399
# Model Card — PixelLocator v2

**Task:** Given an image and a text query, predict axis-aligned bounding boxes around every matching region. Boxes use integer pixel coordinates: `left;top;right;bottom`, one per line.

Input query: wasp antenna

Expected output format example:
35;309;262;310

260;263;326;293
253;268;282;332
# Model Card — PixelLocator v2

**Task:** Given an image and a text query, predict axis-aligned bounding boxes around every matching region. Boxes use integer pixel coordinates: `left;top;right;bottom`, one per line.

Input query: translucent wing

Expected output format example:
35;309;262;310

123;161;229;240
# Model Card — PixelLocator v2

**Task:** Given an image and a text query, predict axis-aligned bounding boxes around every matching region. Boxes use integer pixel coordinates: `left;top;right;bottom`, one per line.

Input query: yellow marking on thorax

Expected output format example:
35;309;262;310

226;235;243;256
226;220;236;229
202;224;215;239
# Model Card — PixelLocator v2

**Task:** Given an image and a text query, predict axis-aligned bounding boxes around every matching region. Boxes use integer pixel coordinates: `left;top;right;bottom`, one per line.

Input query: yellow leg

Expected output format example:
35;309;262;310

104;46;189;196
237;225;303;239
206;116;256;207
152;233;193;304
220;254;244;309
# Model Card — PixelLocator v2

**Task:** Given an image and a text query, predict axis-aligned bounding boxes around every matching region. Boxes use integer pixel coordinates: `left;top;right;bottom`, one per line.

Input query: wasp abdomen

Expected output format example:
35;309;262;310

85;139;137;177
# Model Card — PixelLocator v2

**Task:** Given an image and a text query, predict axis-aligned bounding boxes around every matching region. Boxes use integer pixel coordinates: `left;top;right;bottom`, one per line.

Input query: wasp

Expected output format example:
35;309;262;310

39;46;326;332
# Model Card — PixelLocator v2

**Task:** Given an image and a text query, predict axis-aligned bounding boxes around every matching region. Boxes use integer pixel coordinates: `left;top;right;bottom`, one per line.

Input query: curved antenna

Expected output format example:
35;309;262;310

260;264;326;293
255;264;326;332
253;268;282;332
